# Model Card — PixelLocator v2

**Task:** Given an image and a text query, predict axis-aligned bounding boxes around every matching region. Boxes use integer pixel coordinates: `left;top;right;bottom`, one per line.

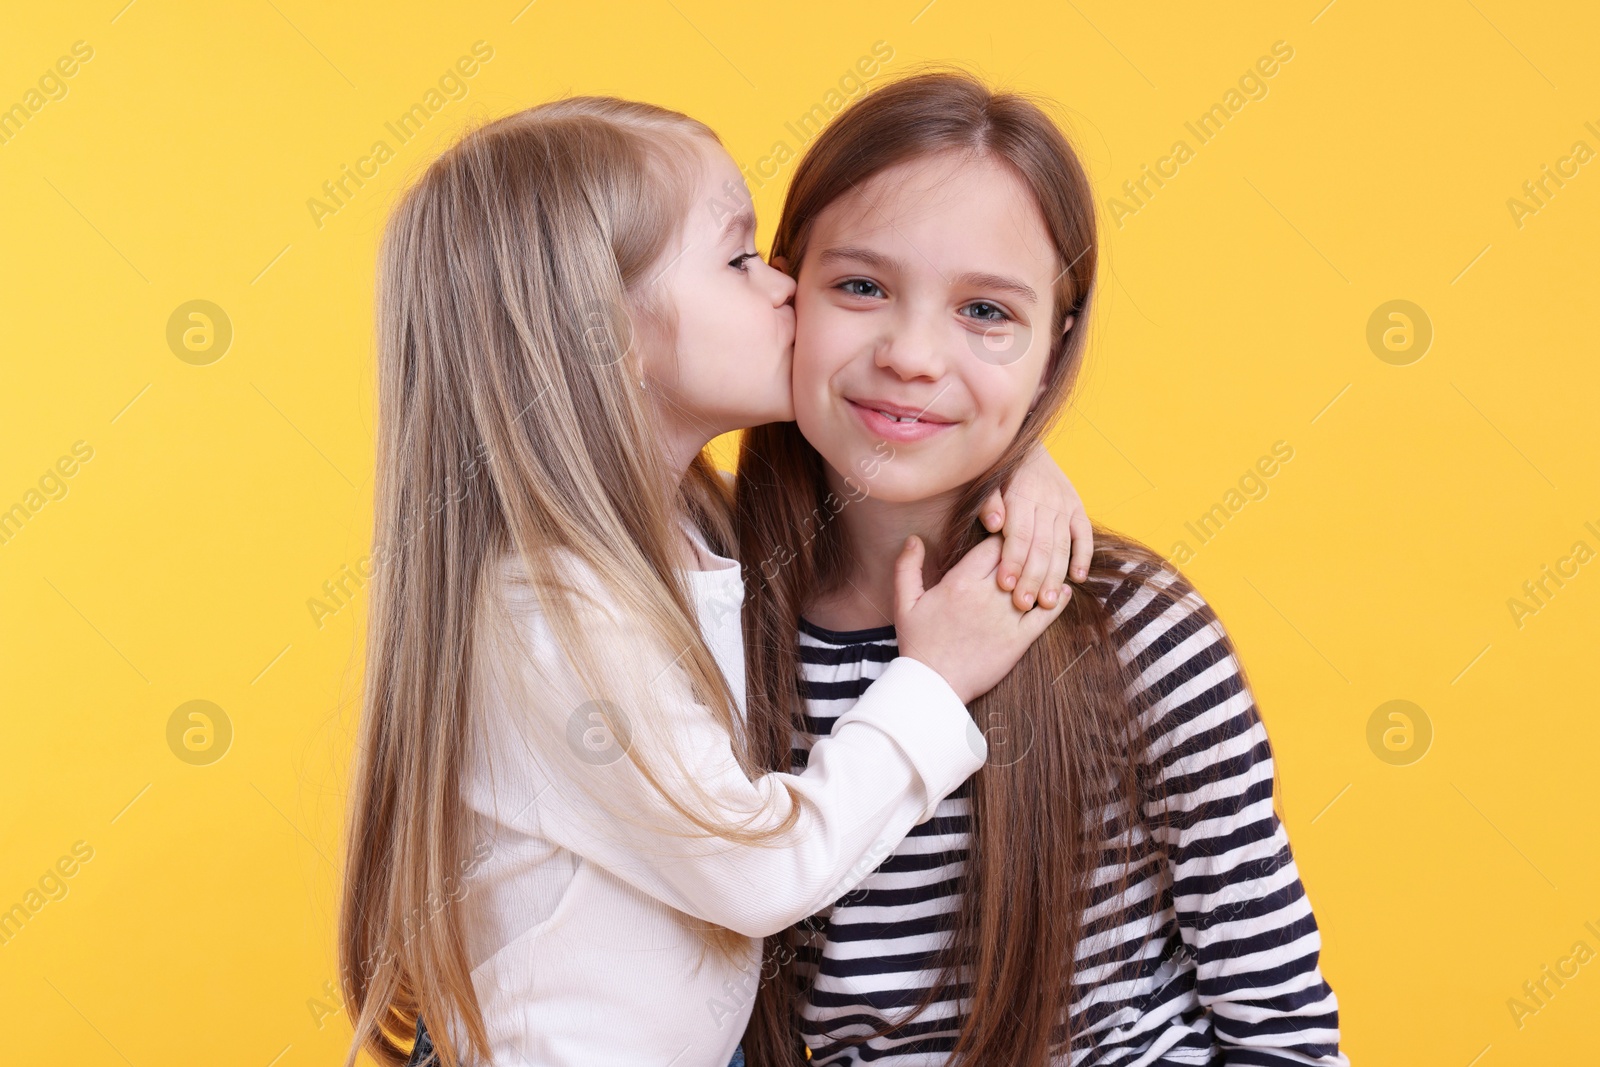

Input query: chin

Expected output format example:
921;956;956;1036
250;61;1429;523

849;466;946;505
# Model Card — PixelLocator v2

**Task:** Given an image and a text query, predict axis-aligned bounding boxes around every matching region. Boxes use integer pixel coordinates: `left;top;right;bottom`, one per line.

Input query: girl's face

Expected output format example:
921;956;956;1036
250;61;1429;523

789;152;1066;504
641;140;796;448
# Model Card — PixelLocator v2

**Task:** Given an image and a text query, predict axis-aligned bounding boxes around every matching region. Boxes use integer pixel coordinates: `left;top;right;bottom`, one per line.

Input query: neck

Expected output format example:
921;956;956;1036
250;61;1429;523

810;465;964;631
657;405;714;485
653;397;718;572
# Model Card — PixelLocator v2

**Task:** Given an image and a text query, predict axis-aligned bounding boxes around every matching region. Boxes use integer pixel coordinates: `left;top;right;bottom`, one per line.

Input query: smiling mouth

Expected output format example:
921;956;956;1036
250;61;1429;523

847;399;952;424
846;398;956;441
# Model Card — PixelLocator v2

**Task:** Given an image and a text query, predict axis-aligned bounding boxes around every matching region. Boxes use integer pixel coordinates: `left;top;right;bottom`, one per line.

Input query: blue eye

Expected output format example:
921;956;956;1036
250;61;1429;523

730;252;759;271
963;301;1011;322
838;278;884;298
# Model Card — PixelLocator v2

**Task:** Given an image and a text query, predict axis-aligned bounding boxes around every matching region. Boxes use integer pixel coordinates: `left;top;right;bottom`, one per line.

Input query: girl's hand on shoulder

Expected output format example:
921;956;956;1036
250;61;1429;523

980;443;1093;612
894;533;1067;705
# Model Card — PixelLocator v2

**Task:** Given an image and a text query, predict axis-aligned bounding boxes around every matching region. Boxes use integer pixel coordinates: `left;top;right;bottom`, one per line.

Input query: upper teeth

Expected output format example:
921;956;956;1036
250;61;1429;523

880;411;918;422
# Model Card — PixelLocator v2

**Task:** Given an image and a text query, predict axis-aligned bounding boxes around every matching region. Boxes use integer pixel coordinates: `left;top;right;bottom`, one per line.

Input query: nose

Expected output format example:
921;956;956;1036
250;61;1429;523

760;258;796;306
761;260;793;307
875;306;946;382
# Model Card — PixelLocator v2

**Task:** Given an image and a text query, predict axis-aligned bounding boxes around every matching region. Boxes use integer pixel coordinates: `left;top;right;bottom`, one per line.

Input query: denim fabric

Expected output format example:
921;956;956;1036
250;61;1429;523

406;1015;434;1066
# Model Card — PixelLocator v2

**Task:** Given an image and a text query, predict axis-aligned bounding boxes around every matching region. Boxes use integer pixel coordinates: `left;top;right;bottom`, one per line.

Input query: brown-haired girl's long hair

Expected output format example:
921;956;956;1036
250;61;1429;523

340;97;795;1067
738;70;1258;1065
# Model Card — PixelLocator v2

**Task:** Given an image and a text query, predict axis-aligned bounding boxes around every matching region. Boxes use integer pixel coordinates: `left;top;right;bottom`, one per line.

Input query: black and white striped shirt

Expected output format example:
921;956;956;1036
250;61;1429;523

788;561;1348;1066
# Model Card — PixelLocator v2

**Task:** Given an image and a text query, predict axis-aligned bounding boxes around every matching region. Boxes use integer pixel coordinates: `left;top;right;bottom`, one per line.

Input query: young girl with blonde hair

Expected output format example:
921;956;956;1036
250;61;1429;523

339;95;1092;1067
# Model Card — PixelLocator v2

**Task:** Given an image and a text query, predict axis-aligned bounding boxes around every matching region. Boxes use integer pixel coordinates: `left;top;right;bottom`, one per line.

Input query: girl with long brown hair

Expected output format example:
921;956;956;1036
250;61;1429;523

340;94;1098;1067
737;71;1347;1066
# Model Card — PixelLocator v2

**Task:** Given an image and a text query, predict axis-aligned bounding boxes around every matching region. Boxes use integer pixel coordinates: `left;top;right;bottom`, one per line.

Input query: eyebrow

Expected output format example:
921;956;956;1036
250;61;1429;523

817;246;901;272
952;271;1038;305
720;208;756;242
817;246;1039;304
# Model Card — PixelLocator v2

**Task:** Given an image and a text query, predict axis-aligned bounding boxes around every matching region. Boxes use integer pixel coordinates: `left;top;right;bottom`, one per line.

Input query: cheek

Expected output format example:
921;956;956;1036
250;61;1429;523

791;309;846;399
688;286;757;378
660;276;710;362
956;372;1037;467
790;347;831;429
985;347;1051;425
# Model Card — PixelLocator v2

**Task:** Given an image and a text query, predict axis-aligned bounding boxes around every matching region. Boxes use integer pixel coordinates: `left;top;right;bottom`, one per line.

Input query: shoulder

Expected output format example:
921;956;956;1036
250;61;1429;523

479;547;647;674
1084;557;1226;676
473;548;703;765
1081;554;1261;762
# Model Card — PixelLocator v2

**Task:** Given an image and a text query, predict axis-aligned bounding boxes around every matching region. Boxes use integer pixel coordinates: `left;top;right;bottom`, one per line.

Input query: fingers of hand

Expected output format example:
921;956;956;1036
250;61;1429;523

981;488;1005;533
1068;510;1093;583
893;535;926;618
1012;510;1057;612
1040;520;1073;609
951;532;1005;582
996;503;1034;593
1021;584;1071;635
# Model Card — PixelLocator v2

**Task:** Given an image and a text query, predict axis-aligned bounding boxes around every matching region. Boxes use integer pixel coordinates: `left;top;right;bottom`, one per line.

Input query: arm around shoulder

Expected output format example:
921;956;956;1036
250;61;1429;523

469;562;986;938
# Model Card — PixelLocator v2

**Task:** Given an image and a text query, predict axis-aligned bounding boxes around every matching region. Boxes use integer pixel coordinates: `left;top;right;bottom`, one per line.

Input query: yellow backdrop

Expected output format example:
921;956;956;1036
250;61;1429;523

2;1;1595;1063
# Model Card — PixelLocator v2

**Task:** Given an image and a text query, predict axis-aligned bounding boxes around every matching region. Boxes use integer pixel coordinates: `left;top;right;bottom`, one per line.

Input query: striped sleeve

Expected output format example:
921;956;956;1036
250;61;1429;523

1123;569;1348;1067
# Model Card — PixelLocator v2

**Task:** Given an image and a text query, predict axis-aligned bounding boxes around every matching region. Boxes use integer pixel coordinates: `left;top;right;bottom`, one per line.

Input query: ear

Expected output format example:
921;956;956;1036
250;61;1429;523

771;254;790;275
1061;313;1075;335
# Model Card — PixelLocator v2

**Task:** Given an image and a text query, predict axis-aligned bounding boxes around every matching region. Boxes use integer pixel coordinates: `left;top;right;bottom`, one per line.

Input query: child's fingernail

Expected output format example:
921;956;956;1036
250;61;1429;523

986;512;1001;528
1041;589;1057;607
1002;574;1017;590
1021;593;1035;608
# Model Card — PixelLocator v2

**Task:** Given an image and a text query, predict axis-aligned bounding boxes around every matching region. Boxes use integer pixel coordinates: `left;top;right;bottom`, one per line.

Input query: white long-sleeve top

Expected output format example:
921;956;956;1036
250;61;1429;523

449;523;986;1066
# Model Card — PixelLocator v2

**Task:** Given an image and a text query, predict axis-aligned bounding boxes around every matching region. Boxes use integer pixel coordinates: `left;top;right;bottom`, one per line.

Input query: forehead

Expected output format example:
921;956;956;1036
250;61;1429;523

685;140;754;238
809;152;1056;271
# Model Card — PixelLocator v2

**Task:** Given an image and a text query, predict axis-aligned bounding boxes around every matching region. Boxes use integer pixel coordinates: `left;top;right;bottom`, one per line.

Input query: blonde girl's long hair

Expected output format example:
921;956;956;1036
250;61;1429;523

738;70;1267;1065
339;97;792;1067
